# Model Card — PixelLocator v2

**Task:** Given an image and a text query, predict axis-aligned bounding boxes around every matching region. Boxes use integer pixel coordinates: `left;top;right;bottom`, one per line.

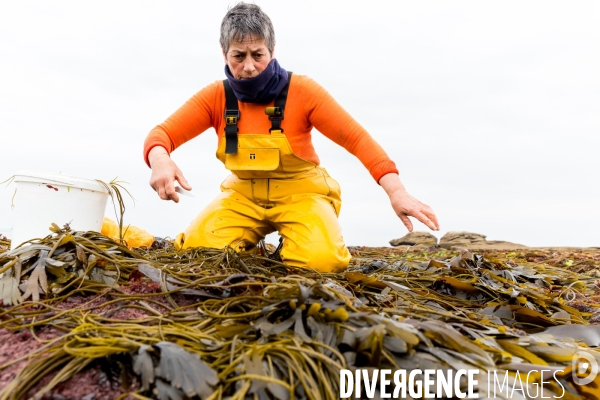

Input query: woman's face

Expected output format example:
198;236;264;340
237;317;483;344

223;34;273;79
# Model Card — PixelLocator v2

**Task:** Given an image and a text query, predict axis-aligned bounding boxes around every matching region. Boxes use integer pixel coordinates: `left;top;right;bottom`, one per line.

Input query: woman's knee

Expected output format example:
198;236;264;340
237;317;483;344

178;191;268;250
281;240;350;273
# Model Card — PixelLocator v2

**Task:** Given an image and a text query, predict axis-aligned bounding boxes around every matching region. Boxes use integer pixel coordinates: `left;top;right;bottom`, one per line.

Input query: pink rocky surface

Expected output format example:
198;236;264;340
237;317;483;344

0;293;141;398
1;275;204;398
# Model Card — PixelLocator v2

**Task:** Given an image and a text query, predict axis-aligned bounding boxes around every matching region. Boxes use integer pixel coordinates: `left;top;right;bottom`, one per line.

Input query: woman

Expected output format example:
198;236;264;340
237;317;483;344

144;2;439;272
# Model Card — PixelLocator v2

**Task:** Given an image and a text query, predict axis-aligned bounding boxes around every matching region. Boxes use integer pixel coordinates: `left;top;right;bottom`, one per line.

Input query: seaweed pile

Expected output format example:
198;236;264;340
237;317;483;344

1;227;600;399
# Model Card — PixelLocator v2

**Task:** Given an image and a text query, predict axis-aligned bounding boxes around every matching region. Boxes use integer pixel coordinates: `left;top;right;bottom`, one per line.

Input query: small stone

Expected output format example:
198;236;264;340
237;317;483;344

389;232;438;247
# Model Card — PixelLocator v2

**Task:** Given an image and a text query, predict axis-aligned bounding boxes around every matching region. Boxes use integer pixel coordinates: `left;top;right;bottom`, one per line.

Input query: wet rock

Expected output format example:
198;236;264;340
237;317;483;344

389;232;438;247
439;231;527;250
439;232;487;249
151;237;173;250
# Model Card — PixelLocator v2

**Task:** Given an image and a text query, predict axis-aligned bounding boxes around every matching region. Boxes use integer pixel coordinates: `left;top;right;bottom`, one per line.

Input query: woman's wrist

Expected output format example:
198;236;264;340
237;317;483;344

379;173;407;197
148;146;169;168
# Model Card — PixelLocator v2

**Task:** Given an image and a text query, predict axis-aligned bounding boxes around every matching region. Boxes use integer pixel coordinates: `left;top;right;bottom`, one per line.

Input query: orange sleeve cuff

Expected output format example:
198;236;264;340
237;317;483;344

370;158;400;183
143;126;175;167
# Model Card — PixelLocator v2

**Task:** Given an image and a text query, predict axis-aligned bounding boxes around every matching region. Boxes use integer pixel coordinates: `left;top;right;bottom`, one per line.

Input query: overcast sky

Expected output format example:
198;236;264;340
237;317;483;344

1;1;598;248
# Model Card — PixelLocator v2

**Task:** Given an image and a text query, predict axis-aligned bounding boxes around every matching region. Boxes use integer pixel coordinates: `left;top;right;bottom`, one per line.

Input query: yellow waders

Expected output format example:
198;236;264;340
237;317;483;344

176;132;351;273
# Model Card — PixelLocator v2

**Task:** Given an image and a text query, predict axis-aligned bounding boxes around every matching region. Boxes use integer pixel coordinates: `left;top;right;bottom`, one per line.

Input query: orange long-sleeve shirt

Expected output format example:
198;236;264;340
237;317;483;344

143;74;398;182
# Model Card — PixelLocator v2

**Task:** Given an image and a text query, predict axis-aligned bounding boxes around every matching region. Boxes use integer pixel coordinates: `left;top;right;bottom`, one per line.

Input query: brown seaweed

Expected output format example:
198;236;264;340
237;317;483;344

1;229;600;399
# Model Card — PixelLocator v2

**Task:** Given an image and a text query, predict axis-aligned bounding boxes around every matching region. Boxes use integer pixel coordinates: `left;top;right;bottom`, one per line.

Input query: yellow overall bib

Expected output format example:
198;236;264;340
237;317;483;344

176;131;351;273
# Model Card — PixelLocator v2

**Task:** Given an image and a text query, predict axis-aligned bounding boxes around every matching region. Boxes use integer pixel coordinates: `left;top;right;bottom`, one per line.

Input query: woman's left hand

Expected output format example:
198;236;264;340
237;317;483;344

379;173;440;232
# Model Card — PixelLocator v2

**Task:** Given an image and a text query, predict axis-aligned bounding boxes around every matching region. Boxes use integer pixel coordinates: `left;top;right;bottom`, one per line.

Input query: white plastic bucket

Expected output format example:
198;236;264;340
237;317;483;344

10;171;110;250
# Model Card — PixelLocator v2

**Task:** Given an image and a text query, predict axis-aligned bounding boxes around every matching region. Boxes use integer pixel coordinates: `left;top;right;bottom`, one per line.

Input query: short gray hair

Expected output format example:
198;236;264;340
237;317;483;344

220;2;275;55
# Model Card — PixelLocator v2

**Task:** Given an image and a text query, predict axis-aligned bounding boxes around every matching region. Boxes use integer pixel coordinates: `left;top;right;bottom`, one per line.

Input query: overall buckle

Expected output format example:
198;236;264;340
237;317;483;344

265;107;284;133
225;110;240;125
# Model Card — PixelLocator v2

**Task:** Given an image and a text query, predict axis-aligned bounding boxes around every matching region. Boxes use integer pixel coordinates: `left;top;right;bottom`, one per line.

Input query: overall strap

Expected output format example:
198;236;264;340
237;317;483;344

223;72;293;154
223;79;240;154
265;72;293;133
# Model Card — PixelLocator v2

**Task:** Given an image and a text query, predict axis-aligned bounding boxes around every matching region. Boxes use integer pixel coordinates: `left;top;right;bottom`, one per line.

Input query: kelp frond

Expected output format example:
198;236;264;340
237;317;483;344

96;178;135;243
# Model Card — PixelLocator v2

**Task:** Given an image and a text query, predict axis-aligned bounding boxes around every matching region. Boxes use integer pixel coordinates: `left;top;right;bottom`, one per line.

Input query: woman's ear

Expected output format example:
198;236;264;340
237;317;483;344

222;47;227;63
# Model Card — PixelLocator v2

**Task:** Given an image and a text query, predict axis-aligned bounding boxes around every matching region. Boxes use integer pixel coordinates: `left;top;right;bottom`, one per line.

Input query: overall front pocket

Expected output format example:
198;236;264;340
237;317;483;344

224;148;280;171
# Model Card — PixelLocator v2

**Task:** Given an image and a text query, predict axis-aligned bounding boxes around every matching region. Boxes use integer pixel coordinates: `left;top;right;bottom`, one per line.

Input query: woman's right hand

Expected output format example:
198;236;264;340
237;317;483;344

148;146;192;203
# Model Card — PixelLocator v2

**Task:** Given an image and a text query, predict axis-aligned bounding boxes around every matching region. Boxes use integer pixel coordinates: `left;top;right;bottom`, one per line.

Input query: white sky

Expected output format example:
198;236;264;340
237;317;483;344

1;1;599;247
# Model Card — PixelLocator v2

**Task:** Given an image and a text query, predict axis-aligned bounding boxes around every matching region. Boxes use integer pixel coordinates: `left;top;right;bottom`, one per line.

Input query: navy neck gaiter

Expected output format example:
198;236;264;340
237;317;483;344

224;58;288;104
